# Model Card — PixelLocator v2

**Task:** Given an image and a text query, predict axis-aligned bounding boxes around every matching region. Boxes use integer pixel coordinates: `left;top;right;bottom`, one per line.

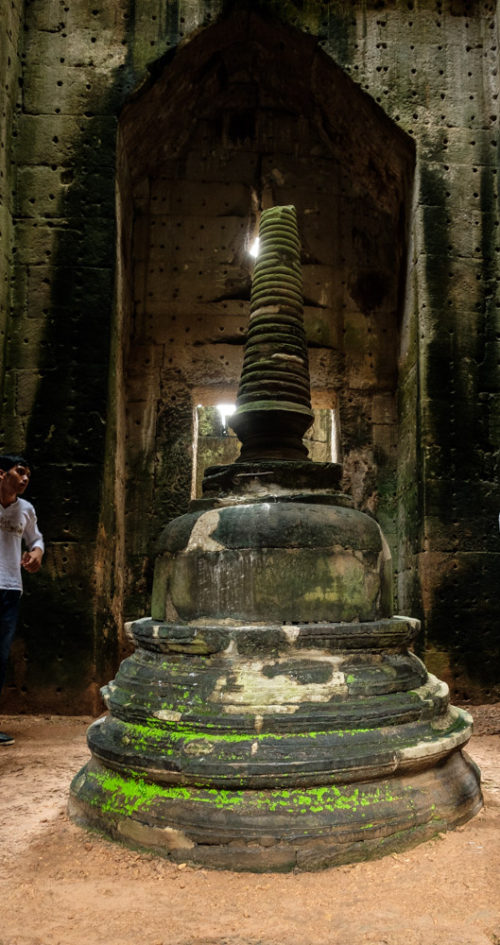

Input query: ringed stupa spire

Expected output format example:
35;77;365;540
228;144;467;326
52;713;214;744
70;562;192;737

231;204;314;461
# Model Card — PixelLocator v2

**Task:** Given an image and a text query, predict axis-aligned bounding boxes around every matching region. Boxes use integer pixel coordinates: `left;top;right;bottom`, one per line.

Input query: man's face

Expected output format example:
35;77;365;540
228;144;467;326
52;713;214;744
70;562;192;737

0;464;31;495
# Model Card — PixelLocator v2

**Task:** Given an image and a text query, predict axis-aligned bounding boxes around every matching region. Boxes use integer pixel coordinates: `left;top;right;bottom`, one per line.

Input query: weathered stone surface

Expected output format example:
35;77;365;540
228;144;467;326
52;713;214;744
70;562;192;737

70;194;482;868
69;749;482;871
70;563;482;867
1;0;500;711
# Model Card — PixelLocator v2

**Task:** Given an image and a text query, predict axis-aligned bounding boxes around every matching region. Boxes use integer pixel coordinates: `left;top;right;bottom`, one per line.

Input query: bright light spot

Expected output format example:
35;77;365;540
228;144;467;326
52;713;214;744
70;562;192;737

249;236;260;258
217;402;236;431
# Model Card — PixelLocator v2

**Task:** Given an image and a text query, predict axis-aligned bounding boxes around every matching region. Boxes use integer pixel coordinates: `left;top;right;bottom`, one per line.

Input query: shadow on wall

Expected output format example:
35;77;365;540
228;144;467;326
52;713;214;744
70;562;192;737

7;6;140;712
421;160;500;701
426;555;500;702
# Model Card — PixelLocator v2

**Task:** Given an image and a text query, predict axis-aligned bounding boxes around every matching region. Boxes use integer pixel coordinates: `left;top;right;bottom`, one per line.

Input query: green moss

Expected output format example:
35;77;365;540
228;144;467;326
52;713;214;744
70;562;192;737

120;720;375;751
87;767;402;819
95;772;191;815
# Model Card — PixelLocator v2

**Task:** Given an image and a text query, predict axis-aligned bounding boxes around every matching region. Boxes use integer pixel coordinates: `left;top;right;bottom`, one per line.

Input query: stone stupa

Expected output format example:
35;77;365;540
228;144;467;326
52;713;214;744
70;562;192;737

69;205;482;871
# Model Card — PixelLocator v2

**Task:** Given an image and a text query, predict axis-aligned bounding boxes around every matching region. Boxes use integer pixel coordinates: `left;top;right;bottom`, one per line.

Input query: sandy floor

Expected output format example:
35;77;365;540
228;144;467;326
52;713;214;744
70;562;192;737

0;708;499;945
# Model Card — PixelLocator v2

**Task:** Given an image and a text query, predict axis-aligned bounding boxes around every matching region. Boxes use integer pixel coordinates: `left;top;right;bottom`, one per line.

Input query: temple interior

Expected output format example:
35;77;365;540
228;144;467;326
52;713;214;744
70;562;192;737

0;3;499;731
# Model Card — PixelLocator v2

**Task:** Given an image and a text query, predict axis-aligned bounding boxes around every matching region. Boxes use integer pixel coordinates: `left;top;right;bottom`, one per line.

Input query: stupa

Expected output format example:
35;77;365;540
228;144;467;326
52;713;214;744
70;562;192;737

69;205;482;871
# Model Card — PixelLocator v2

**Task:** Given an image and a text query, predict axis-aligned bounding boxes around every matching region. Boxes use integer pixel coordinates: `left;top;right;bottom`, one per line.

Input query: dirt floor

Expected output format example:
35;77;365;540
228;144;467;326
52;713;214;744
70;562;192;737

0;708;499;945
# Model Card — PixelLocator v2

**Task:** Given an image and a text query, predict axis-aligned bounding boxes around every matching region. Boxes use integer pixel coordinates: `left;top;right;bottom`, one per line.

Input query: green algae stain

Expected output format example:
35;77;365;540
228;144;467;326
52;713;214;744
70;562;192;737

95;772;190;815
120;720;375;751
87;766;404;820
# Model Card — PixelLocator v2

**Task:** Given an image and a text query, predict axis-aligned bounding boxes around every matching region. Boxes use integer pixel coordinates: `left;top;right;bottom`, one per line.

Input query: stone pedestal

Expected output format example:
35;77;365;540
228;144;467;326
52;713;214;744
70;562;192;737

69;461;482;870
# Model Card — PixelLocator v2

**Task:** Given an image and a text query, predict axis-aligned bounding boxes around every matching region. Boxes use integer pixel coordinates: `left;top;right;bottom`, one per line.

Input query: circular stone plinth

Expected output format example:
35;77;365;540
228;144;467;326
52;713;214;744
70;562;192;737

201;460;343;497
69;750;482;872
153;499;393;625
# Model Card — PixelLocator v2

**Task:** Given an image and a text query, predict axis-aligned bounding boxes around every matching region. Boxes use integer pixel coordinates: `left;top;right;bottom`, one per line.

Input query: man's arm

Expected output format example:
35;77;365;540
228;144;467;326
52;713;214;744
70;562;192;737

22;507;44;574
21;547;43;573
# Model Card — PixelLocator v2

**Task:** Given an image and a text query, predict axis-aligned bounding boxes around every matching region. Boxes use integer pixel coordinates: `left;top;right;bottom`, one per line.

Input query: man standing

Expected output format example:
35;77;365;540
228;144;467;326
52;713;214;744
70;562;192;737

0;454;44;745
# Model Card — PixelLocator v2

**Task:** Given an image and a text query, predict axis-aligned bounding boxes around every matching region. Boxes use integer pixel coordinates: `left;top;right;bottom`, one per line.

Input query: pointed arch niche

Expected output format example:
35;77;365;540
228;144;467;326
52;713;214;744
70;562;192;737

107;10;415;627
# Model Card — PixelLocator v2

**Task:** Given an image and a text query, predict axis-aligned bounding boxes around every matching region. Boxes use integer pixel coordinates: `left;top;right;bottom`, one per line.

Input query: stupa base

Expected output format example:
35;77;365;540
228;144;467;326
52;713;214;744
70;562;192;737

69;750;482;872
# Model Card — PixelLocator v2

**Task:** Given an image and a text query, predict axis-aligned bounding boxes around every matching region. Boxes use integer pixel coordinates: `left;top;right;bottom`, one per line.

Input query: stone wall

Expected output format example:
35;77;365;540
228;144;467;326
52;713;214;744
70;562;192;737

1;0;499;711
0;0;23;394
2;1;130;710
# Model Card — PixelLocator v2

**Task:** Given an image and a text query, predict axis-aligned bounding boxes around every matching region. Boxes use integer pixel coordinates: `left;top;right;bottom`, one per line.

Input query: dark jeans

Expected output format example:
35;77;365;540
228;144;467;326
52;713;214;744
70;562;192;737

0;590;21;697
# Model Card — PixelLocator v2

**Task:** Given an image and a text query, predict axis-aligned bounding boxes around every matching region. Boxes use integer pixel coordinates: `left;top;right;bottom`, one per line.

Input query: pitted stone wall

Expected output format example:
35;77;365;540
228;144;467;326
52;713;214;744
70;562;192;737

0;0;499;710
0;0;23;390
3;1;130;711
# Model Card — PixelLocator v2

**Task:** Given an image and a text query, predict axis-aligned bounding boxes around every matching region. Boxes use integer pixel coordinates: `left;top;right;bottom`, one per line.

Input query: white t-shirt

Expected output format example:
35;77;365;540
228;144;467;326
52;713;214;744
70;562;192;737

0;497;44;591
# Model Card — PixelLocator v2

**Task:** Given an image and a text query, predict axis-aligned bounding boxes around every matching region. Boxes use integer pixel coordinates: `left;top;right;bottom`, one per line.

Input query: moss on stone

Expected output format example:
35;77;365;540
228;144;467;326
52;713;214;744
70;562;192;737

86;766;403;818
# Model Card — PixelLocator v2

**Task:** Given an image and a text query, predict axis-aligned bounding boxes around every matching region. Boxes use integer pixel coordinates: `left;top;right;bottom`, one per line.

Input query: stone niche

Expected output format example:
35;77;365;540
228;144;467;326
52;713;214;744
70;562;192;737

108;9;415;632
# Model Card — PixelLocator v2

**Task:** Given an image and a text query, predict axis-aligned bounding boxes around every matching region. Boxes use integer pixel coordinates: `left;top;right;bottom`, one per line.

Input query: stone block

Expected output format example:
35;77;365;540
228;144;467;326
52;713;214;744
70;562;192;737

125;398;158;458
27;1;128;32
150;179;250;217
414;204;498;260
44;540;95;583
371;392;396;425
396;480;421;561
124;480;156;558
308;348;343;390
13;167;112;224
16;166;67;218
307;407;331;445
372;422;398;458
418;302;481;357
343;310;396;391
25;264;113;328
416;254;483;318
18;220;114;271
0;202;13;254
418;548;500;697
124;370;160;412
260;153;342;195
145;214;249;265
126;342;164;379
13;368;40;417
15;223;60;267
396;559;422;620
171;342;243;388
302;264;341;309
422;477;500;553
338;390;373;450
0;0;22;43
419;160;497;213
484;393;500;443
9;310;45;367
144;259;250;309
23;61;120;116
30;463;102;543
420;127;498;166
16;115;82;166
25;264;55;317
25;26;126;70
184;147;260;183
303;306;341;350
